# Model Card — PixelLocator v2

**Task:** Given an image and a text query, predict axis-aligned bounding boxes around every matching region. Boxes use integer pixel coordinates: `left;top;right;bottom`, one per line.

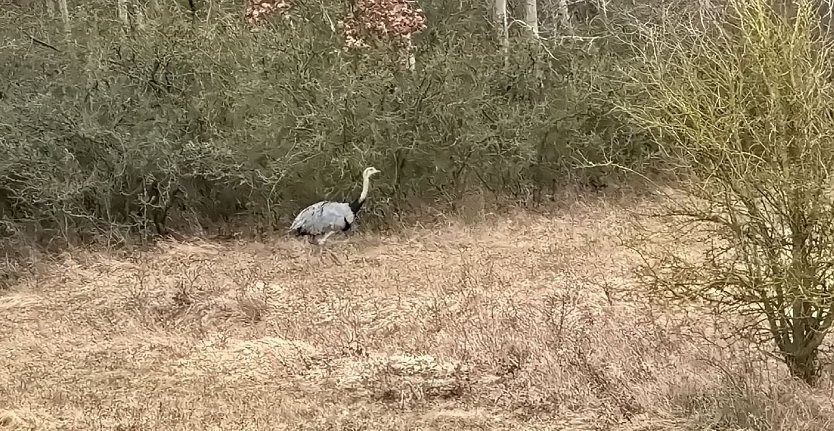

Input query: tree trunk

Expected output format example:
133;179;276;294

785;348;820;385
494;0;509;67
117;0;129;26
135;5;146;30
556;0;571;33
524;0;538;37
402;38;416;72
57;0;70;36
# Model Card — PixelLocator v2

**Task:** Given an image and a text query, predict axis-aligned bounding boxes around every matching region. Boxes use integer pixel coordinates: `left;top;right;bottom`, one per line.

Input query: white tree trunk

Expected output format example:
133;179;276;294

494;0;509;65
524;0;538;37
403;38;416;72
117;0;129;26
135;5;146;30
57;0;70;35
556;0;571;34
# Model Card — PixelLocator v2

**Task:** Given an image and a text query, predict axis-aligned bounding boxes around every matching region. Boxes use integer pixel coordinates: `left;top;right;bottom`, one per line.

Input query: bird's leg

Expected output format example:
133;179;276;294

316;232;343;265
317;231;336;245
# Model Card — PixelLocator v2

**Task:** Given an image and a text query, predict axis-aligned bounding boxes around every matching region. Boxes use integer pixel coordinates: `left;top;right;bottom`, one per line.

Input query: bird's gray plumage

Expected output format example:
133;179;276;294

289;166;380;245
290;201;355;236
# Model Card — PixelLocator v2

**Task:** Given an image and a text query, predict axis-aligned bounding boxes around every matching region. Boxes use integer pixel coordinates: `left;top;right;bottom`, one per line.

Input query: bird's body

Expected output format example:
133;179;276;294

290;201;356;235
290;167;380;245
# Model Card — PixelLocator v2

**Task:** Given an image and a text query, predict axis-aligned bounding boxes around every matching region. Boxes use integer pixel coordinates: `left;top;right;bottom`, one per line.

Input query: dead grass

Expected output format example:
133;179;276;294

1;194;833;430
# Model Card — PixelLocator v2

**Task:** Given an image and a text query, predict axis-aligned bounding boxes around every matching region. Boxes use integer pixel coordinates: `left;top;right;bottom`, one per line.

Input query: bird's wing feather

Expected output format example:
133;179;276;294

289;202;321;231
290;201;352;235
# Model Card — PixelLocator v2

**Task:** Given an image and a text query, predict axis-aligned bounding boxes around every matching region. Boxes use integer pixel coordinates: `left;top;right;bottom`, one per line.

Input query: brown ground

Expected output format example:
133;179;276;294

1;196;833;430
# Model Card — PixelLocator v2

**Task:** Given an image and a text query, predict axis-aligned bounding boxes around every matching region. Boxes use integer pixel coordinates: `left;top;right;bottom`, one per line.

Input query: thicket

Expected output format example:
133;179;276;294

0;0;653;257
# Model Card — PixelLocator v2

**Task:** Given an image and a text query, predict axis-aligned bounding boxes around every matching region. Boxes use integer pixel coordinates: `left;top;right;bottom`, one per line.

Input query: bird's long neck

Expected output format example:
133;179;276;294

349;174;372;213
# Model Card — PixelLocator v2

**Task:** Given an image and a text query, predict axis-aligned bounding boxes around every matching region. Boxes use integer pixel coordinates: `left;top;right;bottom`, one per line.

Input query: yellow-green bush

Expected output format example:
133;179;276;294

616;0;834;384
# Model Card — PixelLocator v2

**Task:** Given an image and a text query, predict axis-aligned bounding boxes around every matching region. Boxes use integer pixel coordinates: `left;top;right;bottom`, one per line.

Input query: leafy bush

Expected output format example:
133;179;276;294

0;0;652;255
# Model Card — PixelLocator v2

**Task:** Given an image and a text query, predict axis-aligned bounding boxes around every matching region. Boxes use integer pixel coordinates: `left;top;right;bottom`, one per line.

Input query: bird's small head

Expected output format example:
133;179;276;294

363;166;381;178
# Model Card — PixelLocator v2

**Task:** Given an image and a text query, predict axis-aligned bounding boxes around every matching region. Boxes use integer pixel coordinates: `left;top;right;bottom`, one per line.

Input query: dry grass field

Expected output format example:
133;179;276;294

2;194;834;430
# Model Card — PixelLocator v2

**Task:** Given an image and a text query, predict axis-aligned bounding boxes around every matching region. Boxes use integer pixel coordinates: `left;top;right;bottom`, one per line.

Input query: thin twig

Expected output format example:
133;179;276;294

22;31;60;52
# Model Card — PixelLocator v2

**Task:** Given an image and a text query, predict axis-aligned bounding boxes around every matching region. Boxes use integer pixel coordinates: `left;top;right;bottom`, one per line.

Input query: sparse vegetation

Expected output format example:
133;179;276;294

1;0;834;429
615;0;834;385
2;201;833;430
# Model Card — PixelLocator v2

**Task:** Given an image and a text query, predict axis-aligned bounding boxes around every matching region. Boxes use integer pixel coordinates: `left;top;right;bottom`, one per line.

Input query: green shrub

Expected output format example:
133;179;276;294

0;0;652;253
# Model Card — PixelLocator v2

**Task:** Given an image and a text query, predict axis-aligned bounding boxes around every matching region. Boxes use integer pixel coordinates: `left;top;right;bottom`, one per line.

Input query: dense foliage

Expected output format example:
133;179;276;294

0;0;652;252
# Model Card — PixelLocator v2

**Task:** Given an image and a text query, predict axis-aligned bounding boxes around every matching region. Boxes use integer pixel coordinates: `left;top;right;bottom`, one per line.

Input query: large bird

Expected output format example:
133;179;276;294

290;166;381;245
